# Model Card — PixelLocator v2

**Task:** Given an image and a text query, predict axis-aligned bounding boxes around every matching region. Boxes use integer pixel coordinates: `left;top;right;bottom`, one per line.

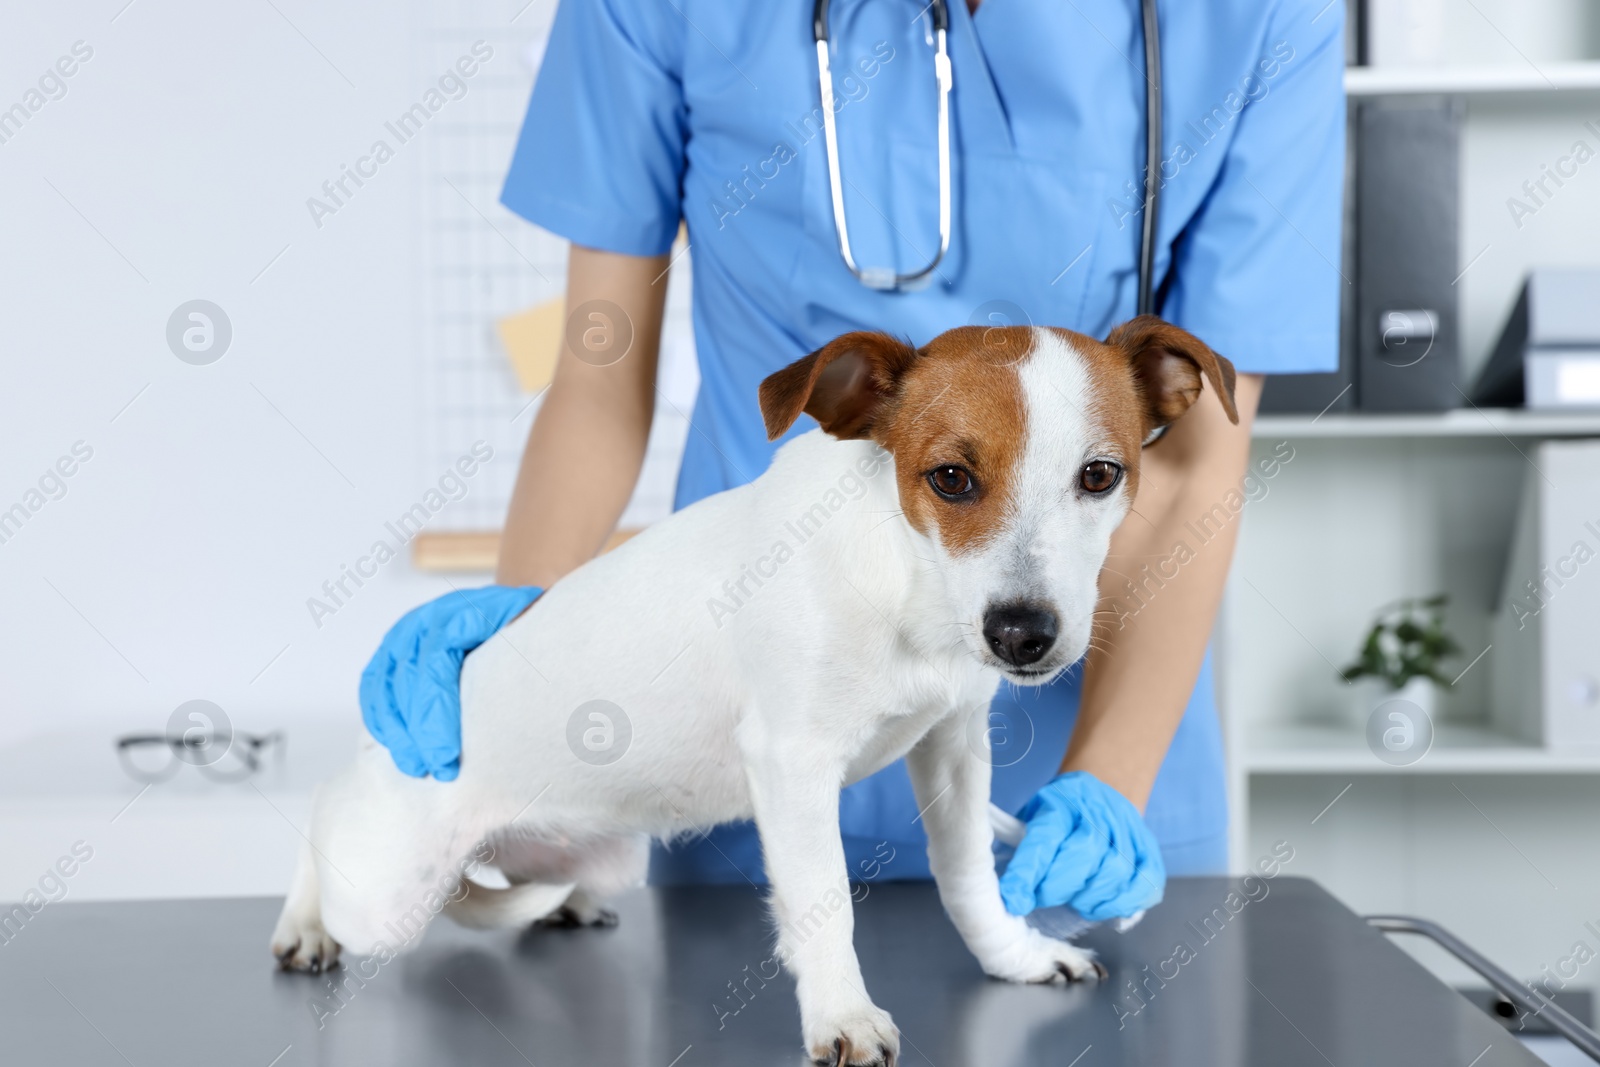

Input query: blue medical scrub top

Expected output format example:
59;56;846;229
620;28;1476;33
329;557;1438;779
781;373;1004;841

502;0;1344;882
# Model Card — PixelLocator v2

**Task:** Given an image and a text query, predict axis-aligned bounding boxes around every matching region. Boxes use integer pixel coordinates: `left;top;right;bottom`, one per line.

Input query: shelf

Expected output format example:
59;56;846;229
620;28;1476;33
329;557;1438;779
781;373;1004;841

1245;722;1600;774
1345;61;1600;97
0;722;358;900
1252;408;1600;439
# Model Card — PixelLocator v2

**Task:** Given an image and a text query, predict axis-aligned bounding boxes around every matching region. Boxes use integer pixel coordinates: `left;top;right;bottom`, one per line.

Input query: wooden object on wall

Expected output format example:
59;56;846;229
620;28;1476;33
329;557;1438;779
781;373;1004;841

411;529;640;573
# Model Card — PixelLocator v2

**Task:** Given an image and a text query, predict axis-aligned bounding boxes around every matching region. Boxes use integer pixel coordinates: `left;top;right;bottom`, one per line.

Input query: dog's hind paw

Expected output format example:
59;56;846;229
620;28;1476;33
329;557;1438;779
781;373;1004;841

535;904;619;929
271;916;342;974
533;888;618;930
806;1004;898;1067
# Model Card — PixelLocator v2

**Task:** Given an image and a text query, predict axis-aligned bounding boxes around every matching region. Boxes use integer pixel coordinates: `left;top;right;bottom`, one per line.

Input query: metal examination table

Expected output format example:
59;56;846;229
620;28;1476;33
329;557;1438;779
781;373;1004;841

0;877;1551;1066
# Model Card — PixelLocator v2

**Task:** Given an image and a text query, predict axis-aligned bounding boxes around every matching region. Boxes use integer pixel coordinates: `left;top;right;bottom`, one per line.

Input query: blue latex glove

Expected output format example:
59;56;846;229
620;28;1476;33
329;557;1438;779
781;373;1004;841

359;585;542;781
998;771;1166;922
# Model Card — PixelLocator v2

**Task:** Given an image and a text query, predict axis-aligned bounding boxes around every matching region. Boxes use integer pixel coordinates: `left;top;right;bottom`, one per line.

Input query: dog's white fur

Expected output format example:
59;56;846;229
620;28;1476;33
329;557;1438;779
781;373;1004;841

272;326;1206;1065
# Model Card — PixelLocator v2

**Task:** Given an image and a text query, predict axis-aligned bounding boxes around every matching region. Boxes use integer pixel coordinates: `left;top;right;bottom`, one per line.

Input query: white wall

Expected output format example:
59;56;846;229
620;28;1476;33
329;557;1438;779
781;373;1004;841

0;1;590;752
4;2;418;738
1460;93;1600;378
0;1;593;900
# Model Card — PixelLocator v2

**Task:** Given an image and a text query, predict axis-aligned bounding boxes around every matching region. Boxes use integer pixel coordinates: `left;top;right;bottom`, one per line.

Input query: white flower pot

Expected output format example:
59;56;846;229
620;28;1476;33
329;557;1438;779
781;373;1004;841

1351;676;1436;727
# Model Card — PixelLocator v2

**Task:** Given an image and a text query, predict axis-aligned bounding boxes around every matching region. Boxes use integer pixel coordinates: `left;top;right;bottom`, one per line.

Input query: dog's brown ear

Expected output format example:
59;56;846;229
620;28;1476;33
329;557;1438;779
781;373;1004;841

758;332;919;441
1107;315;1238;435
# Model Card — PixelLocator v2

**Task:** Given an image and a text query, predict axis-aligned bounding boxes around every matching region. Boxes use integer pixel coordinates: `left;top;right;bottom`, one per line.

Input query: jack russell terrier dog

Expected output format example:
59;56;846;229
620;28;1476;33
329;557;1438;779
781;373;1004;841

271;316;1236;1066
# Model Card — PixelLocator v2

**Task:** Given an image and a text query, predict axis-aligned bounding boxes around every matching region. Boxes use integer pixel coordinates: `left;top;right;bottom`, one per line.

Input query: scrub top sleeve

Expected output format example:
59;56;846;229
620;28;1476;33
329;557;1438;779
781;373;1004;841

1163;1;1346;374
499;0;686;257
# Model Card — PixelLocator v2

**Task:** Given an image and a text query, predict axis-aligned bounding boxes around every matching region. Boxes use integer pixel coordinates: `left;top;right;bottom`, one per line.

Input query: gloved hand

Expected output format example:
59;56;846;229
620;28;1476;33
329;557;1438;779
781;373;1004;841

359;584;543;781
998;771;1166;922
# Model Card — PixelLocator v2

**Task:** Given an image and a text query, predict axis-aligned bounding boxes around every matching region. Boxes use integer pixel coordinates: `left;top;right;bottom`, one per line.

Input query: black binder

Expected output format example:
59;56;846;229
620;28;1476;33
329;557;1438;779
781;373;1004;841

1354;98;1462;411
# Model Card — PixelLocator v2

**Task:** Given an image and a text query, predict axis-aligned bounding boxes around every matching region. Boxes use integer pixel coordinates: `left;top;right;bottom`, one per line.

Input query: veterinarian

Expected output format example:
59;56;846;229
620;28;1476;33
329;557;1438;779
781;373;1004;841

362;0;1343;921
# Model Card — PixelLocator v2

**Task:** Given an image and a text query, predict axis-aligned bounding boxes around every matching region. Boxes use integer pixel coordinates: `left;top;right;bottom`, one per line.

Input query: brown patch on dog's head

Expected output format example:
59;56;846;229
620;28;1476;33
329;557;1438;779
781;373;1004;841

1042;318;1236;500
1045;326;1147;492
875;326;1030;556
758;326;1032;557
1103;315;1237;438
757;331;919;441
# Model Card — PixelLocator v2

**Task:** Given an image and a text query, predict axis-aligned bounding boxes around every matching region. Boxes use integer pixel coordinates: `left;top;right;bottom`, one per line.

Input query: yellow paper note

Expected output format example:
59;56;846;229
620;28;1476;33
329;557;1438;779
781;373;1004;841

496;296;565;392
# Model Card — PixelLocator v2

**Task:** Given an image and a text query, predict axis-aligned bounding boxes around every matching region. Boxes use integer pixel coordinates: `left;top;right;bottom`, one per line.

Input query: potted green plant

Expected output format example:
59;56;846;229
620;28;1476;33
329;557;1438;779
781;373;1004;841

1341;595;1461;722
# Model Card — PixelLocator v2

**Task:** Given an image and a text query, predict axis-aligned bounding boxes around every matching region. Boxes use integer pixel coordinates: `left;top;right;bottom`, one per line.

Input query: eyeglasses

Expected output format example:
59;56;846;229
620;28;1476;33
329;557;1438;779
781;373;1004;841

115;729;285;784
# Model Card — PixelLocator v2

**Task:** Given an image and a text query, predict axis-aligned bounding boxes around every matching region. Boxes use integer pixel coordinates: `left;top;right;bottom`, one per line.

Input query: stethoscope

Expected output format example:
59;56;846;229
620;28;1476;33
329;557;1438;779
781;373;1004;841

812;0;1164;315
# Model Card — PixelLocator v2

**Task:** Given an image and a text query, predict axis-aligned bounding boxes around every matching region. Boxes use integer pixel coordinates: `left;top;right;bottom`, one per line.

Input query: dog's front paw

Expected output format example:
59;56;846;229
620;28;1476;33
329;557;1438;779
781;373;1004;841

805;1002;899;1067
271;912;342;974
980;926;1105;985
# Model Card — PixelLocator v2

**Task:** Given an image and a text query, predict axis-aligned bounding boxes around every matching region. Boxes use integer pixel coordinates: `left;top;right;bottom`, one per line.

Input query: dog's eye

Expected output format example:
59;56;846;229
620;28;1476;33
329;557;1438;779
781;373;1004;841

928;465;975;500
1079;460;1122;495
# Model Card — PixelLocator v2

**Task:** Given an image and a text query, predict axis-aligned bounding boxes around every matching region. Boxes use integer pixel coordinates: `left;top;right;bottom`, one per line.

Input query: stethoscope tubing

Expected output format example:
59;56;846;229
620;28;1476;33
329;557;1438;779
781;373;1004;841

812;0;1160;310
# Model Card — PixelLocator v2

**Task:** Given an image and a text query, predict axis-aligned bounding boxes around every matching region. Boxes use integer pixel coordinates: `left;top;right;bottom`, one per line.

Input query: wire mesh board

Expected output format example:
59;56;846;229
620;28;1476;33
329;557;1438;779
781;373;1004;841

413;0;698;535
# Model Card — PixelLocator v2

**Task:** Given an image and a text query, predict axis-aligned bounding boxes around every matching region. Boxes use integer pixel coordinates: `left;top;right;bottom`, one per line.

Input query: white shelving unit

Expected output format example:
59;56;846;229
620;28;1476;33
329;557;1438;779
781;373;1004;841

1246;722;1600;775
1254;409;1600;439
1229;411;1600;994
1227;12;1600;991
1345;60;1600;97
1233;10;1600;996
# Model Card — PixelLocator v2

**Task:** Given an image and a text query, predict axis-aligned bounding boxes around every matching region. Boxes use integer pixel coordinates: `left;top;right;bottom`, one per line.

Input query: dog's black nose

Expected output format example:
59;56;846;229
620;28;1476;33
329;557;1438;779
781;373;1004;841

982;605;1058;667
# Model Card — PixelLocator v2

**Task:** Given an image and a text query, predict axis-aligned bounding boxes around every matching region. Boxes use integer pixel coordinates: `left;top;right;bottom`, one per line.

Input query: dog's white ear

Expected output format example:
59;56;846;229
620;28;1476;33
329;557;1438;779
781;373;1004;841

759;331;919;441
1107;315;1238;436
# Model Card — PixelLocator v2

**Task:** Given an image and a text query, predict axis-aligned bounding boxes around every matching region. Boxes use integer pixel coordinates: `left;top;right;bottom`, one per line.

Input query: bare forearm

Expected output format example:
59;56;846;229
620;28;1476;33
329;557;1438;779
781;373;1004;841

1061;374;1265;808
495;245;669;588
